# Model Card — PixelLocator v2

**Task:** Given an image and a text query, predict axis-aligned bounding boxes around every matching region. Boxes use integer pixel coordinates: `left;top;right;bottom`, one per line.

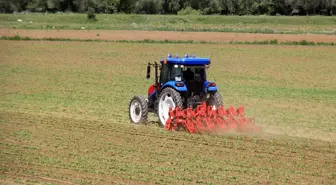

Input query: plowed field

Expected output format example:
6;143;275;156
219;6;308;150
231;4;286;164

1;40;335;184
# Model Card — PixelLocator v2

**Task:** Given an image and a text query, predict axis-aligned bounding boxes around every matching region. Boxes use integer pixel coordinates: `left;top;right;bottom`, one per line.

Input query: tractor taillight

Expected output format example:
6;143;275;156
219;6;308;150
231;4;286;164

175;82;185;87
208;82;216;87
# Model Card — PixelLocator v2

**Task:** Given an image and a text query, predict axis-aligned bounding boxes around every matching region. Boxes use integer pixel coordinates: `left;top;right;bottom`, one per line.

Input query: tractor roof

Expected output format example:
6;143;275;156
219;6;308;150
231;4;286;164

160;54;210;66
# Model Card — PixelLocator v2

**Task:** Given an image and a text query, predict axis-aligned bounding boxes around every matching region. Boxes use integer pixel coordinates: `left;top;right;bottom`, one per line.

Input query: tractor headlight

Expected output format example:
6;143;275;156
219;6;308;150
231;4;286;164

174;65;178;68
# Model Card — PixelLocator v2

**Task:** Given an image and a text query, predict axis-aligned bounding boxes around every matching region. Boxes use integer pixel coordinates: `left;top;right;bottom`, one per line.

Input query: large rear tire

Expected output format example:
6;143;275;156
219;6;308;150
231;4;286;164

157;87;183;127
207;91;223;109
129;95;148;124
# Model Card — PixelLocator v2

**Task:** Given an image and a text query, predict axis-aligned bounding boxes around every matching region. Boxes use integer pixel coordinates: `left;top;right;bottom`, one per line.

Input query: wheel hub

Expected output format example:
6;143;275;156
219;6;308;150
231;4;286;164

135;107;140;115
130;100;142;123
159;94;176;126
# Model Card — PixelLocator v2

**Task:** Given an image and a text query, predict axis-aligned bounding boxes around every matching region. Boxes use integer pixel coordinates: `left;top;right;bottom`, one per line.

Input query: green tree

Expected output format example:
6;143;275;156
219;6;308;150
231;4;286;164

201;0;221;14
47;0;61;12
59;0;75;11
118;0;135;13
0;0;27;13
1;0;335;15
95;0;120;13
163;0;180;14
250;0;275;15
27;0;47;12
218;0;235;14
73;0;89;12
133;0;163;14
331;0;336;14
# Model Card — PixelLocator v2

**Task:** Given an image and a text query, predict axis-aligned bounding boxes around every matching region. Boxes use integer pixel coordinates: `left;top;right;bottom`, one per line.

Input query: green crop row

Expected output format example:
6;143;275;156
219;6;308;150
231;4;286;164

1;13;335;34
1;35;335;46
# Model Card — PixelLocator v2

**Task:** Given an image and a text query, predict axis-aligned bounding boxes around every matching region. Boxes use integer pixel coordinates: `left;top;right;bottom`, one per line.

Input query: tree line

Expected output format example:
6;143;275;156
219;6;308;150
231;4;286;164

1;0;335;15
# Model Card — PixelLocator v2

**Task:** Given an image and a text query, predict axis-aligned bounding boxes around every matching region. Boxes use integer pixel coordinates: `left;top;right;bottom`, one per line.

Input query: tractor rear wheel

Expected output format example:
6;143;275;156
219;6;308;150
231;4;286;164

207;91;223;109
129;95;148;124
157;87;183;127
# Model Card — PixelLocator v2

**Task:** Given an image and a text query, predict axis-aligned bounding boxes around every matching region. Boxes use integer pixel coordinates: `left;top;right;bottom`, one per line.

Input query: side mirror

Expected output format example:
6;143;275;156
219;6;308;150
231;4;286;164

146;65;151;79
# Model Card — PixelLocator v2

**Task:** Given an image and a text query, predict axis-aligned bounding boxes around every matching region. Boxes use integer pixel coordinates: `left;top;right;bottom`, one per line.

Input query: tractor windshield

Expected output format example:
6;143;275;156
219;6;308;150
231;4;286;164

171;65;206;82
171;65;183;81
160;64;207;84
183;66;206;82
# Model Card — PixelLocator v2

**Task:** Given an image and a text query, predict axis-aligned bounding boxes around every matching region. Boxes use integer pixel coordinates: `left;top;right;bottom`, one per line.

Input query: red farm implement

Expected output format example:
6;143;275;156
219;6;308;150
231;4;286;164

165;102;258;133
128;54;258;134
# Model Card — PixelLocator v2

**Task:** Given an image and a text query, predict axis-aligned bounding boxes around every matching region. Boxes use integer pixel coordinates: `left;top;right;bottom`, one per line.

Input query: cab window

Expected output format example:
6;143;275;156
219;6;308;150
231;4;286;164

160;64;170;84
170;65;183;81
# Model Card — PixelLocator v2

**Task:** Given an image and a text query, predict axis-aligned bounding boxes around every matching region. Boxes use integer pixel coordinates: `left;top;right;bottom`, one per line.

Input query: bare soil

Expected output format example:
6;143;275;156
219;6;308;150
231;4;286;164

1;28;336;42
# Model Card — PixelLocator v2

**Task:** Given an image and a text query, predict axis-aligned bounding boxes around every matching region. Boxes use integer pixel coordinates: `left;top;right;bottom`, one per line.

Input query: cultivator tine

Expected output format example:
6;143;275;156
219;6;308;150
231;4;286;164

205;106;216;131
215;107;227;130
225;106;235;130
195;116;205;133
165;107;174;131
165;102;257;134
184;108;196;133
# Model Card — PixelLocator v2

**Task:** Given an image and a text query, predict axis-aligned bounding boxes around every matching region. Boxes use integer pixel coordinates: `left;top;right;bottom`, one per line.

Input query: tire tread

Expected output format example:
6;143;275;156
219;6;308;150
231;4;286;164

207;91;224;107
128;95;148;124
157;87;183;127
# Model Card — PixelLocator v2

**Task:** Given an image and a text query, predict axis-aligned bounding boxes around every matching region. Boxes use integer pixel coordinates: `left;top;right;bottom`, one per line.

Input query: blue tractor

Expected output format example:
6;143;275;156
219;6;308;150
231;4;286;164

129;54;223;127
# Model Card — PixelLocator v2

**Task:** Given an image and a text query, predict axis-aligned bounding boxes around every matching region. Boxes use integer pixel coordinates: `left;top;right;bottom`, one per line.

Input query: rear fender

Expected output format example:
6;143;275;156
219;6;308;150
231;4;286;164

148;84;156;97
147;84;157;105
204;81;218;92
161;81;188;92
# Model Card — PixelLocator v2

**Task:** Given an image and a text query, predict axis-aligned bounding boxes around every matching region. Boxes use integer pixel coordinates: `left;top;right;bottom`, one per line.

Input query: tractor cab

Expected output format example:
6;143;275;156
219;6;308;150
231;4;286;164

157;54;215;97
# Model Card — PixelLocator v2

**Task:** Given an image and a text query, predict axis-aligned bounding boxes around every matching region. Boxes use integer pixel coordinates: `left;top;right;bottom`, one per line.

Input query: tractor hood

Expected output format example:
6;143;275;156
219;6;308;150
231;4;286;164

160;57;211;66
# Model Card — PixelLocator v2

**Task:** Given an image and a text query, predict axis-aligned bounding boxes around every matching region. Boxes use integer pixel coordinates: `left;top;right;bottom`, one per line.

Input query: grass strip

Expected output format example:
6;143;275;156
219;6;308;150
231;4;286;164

1;14;336;35
7;26;336;35
1;35;335;46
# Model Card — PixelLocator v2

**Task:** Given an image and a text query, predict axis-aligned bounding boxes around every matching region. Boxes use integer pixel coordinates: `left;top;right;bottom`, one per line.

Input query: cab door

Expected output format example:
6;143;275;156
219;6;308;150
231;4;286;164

159;63;170;85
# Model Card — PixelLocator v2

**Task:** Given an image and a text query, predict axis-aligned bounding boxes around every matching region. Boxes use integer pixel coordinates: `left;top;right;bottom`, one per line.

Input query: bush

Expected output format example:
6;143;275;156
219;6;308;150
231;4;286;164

177;6;200;15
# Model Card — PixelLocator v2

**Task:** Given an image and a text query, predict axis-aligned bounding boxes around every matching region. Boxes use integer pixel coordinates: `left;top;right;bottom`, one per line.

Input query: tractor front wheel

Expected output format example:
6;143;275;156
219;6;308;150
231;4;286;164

157;88;183;127
129;95;148;124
